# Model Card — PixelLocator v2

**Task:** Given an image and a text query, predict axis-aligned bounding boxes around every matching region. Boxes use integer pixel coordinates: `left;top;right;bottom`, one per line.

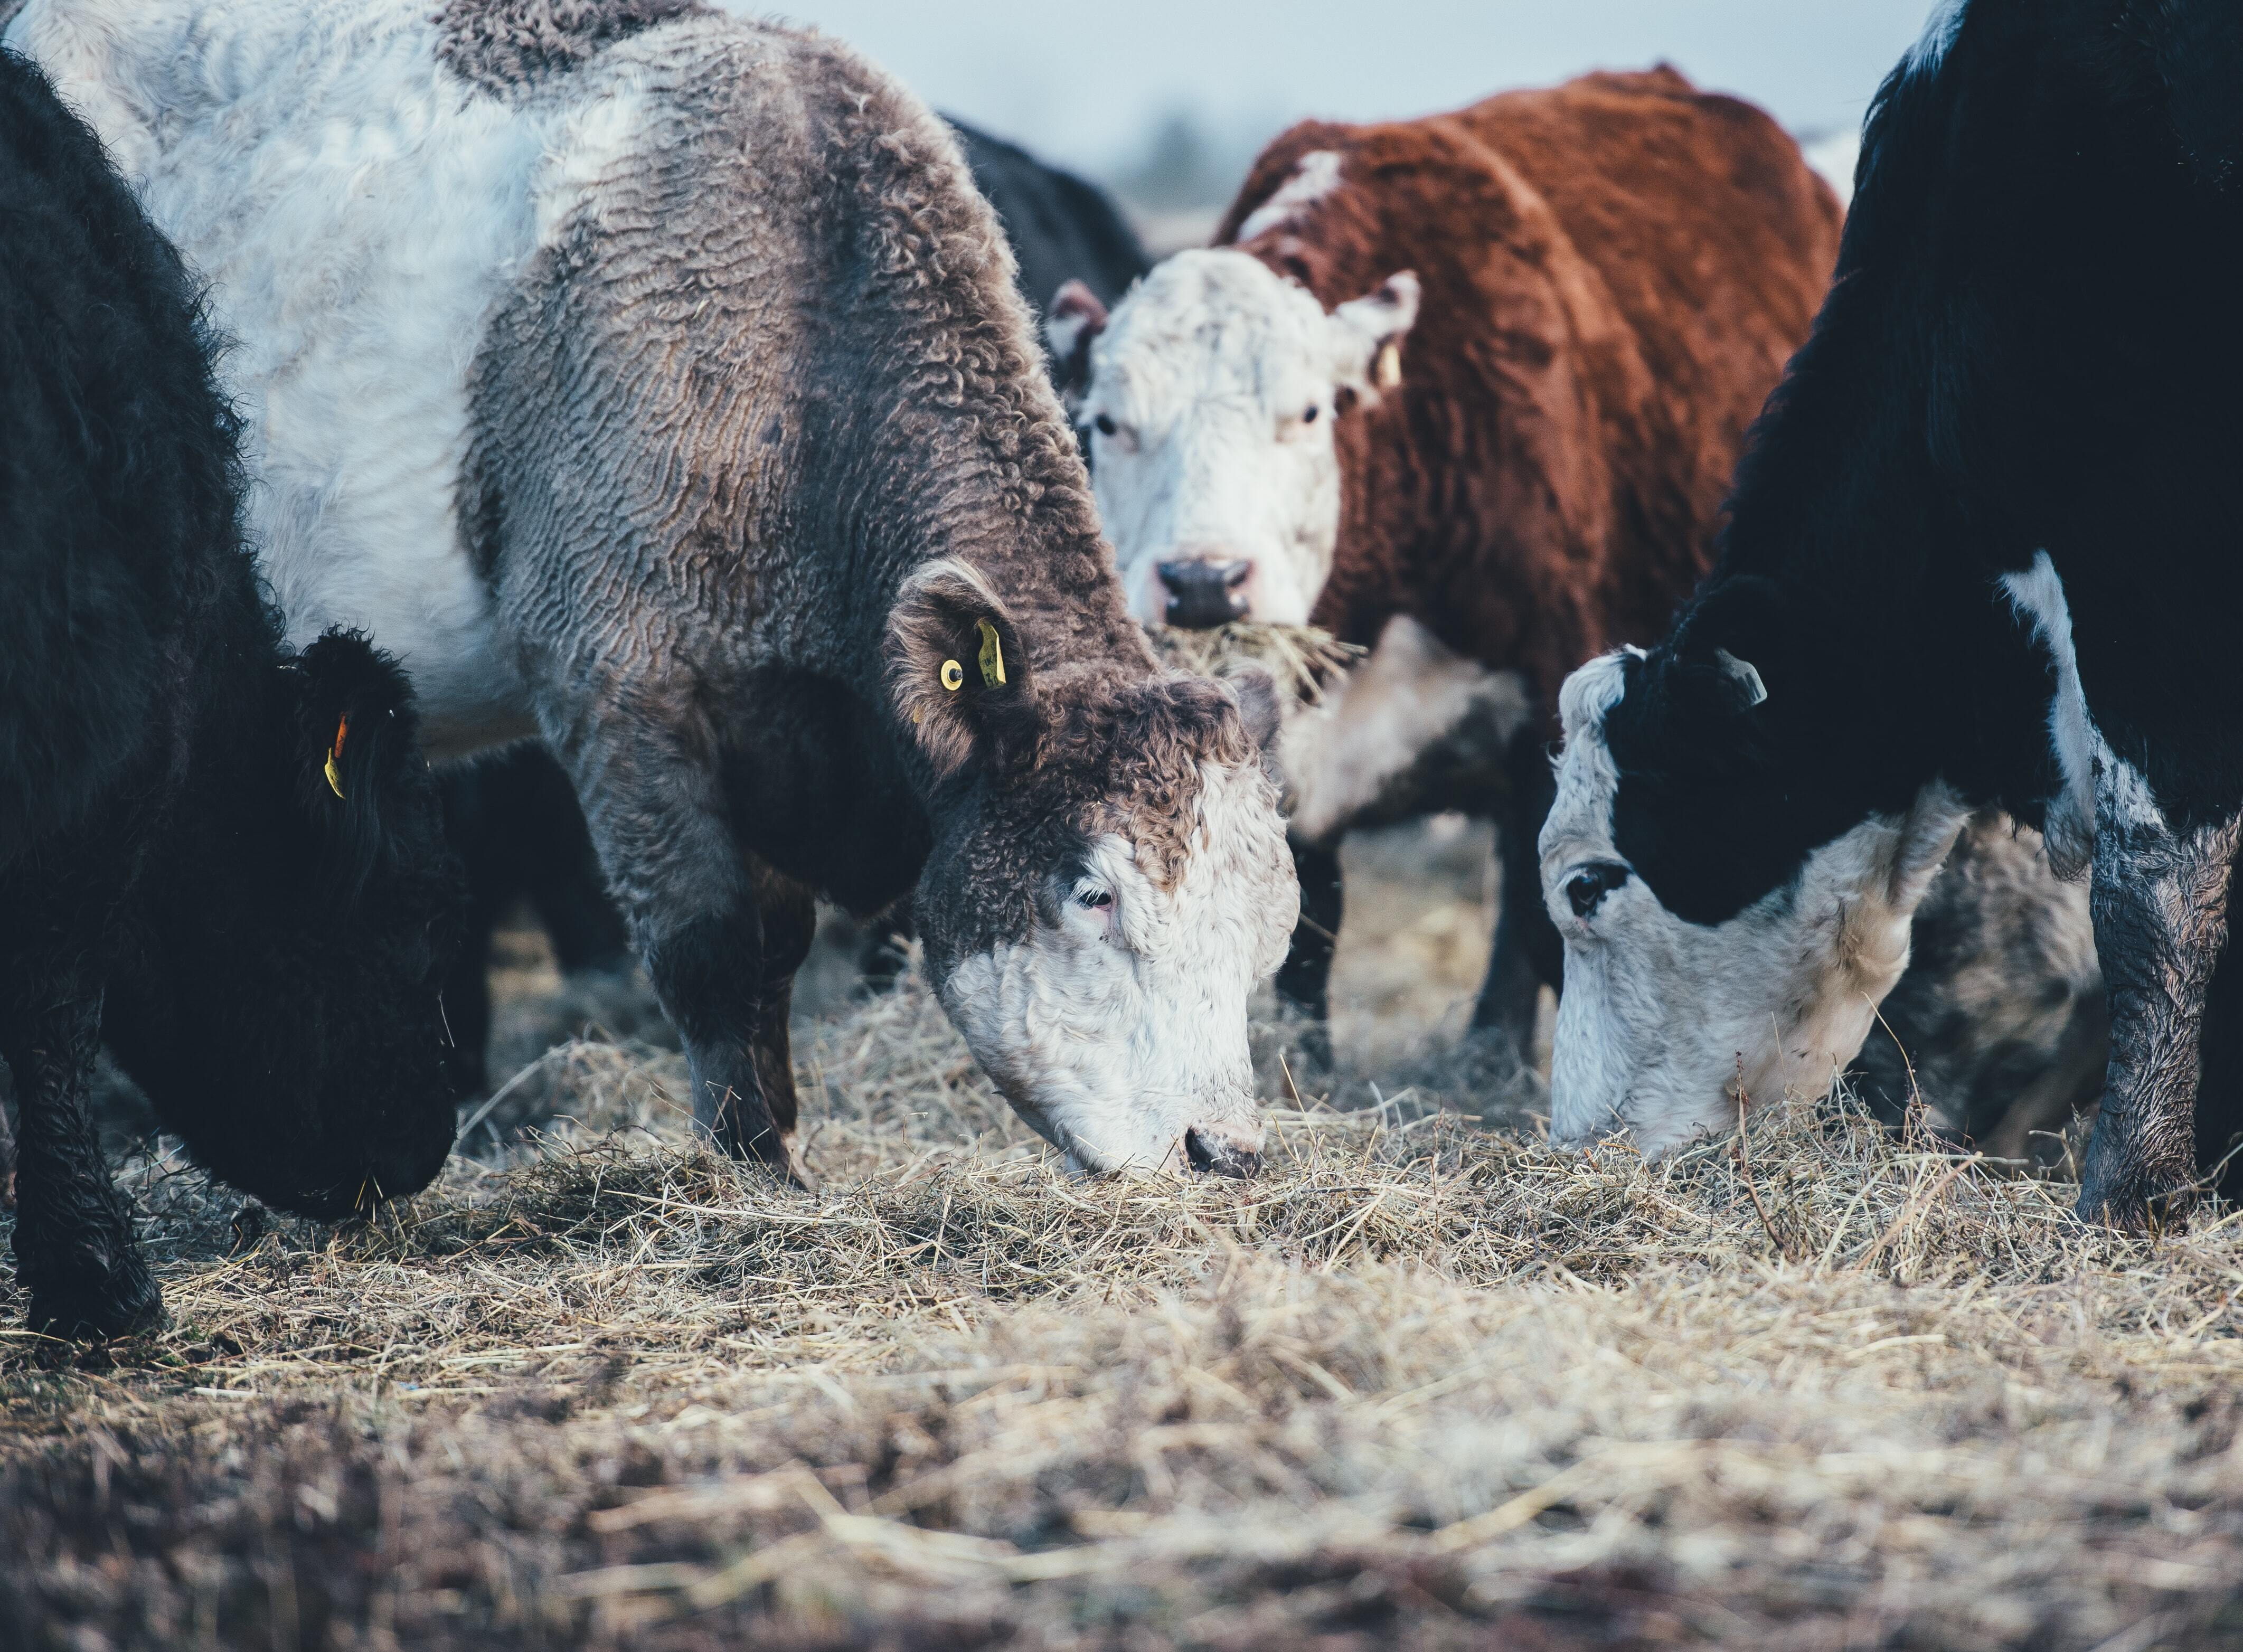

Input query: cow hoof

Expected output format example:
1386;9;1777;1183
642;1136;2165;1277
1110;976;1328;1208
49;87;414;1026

25;1258;166;1342
2074;1176;2197;1235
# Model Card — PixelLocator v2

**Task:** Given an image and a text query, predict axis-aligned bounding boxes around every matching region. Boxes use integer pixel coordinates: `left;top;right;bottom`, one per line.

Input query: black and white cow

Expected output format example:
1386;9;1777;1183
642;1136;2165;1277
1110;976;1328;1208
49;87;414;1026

1538;0;2243;1228
10;0;1298;1183
0;47;468;1336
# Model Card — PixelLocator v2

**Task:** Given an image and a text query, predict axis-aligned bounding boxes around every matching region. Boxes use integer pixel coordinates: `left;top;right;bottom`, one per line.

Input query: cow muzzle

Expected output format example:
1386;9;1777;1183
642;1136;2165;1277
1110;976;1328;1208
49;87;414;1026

1183;1120;1263;1179
1158;557;1253;629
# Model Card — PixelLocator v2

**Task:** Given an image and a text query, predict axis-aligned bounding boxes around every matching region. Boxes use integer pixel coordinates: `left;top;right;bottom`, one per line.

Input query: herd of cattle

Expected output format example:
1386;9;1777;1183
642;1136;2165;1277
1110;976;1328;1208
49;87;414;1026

0;0;2231;1338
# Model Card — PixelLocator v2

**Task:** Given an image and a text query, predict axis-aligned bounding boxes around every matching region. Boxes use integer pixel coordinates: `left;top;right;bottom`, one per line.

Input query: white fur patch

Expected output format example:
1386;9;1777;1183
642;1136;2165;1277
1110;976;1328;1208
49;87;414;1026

5;0;644;754
938;758;1297;1175
1236;149;1343;242
2001;551;2102;876
1540;652;1970;1156
1282;614;1532;845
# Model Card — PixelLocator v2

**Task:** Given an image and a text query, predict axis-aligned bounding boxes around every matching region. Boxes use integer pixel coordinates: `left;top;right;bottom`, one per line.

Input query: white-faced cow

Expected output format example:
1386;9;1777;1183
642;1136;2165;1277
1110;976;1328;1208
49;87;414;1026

1540;0;2243;1229
10;0;1299;1182
0;48;469;1337
1049;70;1842;1063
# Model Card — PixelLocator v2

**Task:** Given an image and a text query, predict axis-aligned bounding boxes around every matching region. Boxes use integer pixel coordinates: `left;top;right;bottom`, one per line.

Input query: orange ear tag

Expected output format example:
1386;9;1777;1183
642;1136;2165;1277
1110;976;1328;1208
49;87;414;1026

323;714;349;799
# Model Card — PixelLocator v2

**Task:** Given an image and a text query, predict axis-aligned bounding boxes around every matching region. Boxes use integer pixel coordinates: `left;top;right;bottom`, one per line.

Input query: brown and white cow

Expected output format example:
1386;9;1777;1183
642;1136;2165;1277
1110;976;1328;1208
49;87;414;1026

1051;69;1842;1059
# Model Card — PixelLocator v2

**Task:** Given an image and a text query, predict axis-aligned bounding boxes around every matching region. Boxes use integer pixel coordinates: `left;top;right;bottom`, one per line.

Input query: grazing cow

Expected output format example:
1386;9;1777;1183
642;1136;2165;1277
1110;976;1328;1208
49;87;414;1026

0;50;467;1337
1538;0;2243;1228
12;0;1299;1182
1049;69;1842;1061
435;120;1146;1066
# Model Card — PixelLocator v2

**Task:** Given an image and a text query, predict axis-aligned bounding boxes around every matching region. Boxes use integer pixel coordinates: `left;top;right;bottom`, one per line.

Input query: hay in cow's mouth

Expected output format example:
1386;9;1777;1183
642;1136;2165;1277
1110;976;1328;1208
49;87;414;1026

1146;620;1363;703
4;949;2240;1651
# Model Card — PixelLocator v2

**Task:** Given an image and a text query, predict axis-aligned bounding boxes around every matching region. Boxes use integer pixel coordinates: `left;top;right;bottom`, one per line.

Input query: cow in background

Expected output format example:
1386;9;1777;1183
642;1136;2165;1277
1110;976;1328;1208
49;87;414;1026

1051;69;1842;1065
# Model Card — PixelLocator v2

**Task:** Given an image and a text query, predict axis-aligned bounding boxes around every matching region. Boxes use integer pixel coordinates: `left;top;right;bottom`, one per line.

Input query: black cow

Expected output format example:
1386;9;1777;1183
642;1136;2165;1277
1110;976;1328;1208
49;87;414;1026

0;50;468;1336
1536;0;2243;1229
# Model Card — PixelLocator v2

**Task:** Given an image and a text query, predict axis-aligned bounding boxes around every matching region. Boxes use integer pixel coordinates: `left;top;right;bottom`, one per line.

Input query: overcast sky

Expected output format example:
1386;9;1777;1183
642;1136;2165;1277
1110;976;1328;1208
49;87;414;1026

729;1;1938;181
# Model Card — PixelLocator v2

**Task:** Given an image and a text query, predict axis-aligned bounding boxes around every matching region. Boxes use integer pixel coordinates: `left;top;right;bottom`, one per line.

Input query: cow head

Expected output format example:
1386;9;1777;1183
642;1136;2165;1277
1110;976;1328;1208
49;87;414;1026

1049;250;1418;629
1538;640;1969;1158
890;561;1298;1176
103;629;470;1218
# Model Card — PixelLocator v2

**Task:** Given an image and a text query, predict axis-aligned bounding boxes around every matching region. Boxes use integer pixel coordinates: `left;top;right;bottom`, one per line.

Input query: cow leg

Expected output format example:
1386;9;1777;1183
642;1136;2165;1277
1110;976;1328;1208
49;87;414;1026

739;857;816;1181
1;984;161;1337
2075;771;2243;1230
1275;837;1344;1069
2189;924;2243;1202
1470;728;1564;1061
536;706;807;1182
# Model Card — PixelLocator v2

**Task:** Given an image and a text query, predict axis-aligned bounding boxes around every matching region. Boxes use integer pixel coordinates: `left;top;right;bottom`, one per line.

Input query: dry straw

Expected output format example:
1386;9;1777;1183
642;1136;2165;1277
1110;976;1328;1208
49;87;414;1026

4;974;2243;1648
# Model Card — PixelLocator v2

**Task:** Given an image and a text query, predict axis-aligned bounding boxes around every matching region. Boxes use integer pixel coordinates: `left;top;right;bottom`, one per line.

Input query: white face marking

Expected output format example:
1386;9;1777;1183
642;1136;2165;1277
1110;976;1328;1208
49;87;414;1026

1281;613;1533;844
1539;654;1971;1156
6;0;655;753
938;758;1297;1175
1234;149;1343;242
1076;248;1417;628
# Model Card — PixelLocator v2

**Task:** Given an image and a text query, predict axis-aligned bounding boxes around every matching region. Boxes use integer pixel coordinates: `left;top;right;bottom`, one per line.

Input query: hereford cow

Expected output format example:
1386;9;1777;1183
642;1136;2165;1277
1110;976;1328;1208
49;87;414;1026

0;50;468;1337
1049;69;1842;1062
11;0;1298;1183
1538;0;2243;1229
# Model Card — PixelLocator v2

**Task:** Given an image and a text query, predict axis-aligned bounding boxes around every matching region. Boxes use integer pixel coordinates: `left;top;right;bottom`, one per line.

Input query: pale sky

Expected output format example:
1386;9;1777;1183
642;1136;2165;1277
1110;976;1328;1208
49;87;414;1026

726;1;1938;182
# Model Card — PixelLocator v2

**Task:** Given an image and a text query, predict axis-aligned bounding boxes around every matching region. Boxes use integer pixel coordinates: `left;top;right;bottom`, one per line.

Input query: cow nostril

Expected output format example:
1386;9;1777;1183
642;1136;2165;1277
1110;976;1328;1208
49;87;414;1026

1157;558;1256;629
1566;861;1631;919
1184;1127;1260;1179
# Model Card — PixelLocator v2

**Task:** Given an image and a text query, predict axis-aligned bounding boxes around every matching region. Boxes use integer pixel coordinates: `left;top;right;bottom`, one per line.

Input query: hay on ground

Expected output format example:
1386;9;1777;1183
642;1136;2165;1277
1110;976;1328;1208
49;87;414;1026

4;960;2241;1651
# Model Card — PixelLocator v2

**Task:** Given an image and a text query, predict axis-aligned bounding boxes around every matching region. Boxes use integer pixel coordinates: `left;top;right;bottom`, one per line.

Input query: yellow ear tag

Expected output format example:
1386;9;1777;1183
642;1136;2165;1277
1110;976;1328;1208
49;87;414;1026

323;713;349;800
1375;341;1402;390
940;659;965;692
976;618;1007;687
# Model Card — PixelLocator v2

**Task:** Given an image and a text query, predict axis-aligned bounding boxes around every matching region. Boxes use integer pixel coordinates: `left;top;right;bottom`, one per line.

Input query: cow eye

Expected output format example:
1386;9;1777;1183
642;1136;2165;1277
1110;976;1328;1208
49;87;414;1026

1094;413;1117;437
1302;404;1319;424
1077;886;1114;912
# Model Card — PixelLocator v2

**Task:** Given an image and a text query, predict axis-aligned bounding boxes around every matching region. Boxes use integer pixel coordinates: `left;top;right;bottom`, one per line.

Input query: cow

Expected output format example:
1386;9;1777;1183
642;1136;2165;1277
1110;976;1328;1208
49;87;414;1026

1536;0;2243;1230
9;0;1299;1184
951;118;1150;342
0;48;469;1337
1047;69;1843;1066
431;117;1149;1058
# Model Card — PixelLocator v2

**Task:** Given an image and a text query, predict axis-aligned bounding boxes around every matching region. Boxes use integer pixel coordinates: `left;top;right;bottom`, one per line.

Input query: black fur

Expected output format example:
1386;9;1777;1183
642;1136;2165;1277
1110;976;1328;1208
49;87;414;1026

947;119;1150;333
0;52;469;1336
1597;0;2243;1224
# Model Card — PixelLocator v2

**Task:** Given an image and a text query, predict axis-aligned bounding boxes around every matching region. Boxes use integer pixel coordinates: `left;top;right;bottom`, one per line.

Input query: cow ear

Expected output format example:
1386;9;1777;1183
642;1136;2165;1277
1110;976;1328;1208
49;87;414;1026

1224;665;1285;754
289;628;425;903
1328;271;1420;405
1045;280;1109;412
888;559;1041;780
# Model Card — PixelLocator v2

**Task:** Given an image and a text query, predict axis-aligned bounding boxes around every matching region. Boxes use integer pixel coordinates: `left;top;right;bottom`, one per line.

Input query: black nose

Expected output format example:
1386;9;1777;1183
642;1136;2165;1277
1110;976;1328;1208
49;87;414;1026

1566;861;1631;919
1184;1127;1260;1179
1157;558;1252;629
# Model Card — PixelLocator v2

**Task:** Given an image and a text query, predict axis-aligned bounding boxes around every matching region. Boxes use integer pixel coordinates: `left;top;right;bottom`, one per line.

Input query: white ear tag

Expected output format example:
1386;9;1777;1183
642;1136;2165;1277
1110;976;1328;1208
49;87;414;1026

1716;649;1769;707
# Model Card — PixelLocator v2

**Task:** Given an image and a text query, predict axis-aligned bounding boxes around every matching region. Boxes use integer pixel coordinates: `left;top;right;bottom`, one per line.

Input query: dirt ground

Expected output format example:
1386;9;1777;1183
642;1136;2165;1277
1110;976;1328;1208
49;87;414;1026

4;823;2241;1651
